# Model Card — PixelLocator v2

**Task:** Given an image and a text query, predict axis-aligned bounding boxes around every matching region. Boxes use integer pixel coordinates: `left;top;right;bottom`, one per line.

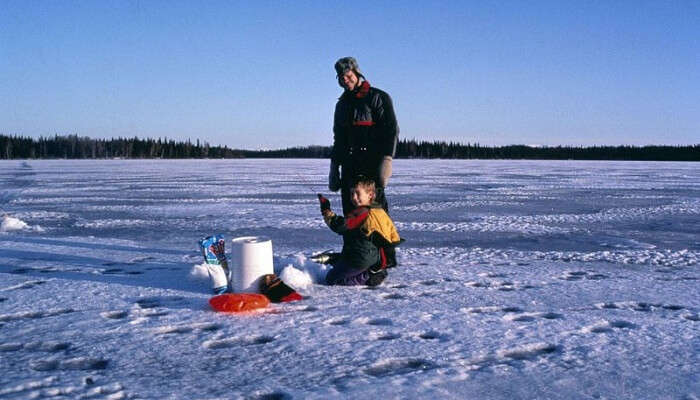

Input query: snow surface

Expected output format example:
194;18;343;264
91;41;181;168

0;159;698;399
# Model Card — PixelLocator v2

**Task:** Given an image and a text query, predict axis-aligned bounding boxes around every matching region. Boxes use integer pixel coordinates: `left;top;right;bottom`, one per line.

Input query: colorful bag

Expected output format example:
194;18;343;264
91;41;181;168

199;234;230;294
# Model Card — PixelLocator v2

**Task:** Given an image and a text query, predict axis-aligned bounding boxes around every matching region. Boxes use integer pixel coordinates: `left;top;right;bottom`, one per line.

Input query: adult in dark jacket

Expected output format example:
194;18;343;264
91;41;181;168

329;57;399;215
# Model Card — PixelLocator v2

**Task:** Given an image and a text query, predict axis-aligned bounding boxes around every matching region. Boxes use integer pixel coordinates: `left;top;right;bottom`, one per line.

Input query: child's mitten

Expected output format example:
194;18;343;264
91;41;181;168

318;194;331;214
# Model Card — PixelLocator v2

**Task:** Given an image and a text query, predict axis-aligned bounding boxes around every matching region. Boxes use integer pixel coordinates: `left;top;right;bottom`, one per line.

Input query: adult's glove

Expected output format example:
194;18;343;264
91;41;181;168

377;156;393;187
328;162;341;192
318;194;331;214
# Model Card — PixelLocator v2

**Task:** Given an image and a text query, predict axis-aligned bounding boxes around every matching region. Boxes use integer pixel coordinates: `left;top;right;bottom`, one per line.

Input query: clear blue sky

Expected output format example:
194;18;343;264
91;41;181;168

1;0;698;148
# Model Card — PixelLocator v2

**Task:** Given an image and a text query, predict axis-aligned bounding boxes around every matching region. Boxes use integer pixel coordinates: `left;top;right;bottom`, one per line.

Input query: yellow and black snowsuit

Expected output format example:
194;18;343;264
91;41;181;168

323;203;401;285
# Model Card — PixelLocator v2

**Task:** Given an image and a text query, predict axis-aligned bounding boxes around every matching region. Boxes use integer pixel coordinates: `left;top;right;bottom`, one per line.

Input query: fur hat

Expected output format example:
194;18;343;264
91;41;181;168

334;57;363;78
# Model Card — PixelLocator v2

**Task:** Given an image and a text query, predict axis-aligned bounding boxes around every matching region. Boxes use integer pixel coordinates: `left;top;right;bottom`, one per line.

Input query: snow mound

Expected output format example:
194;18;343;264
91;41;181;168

1;215;30;232
189;263;211;280
274;252;330;285
279;265;314;290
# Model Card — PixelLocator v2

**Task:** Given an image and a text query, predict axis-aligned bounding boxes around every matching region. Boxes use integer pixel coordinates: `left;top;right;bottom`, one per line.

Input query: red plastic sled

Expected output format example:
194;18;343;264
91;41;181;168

209;293;270;313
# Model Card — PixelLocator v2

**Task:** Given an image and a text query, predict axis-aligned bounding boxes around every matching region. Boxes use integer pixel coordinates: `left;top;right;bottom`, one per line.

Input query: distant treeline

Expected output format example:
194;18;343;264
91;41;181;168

1;134;698;161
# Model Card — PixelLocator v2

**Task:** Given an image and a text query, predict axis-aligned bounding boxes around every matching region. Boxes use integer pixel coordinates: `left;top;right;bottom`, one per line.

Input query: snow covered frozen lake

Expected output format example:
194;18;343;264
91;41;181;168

1;159;698;399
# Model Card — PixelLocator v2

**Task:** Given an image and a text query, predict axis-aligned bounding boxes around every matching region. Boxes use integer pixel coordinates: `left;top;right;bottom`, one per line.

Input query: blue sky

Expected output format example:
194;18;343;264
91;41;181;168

1;0;698;148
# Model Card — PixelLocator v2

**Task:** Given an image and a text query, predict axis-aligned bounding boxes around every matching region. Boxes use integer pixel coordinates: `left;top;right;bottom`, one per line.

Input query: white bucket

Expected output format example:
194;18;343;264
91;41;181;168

230;236;274;293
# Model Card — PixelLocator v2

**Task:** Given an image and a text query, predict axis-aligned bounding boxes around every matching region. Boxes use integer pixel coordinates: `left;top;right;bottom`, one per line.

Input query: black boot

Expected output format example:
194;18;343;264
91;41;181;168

366;269;388;287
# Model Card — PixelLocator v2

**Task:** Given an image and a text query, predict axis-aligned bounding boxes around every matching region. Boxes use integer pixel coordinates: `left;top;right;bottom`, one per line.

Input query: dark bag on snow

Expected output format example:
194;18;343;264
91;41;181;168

259;274;302;303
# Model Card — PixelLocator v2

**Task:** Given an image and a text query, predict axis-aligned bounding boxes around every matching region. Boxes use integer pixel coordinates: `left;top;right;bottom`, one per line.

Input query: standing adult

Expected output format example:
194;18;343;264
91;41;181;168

329;57;399;215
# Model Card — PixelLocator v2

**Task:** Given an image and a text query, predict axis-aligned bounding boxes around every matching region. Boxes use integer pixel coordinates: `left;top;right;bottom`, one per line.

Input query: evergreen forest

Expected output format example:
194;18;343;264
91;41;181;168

1;134;697;161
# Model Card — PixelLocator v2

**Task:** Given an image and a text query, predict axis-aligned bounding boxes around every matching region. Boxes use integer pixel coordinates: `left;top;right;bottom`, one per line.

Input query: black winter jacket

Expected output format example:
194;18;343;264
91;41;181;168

331;81;399;177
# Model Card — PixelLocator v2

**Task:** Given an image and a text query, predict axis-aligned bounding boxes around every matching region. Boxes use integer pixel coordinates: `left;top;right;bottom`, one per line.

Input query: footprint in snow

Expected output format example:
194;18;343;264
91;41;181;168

134;296;185;309
154;326;194;335
371;332;401;341
9;267;34;274
30;357;109;371
0;343;23;352
466;280;537;291
381;293;406;300
135;299;161;309
417;330;448;341
101;268;144;276
501;306;523;313
199;323;222;332
654;268;676;273
26;341;72;352
100;310;128;320
505;314;536;322
354;317;393;326
325;318;350;326
364;358;436;377
203;335;276;349
463;306;561;321
497;343;560;361
478;272;509;278
662;304;685;310
154;323;222;335
656;275;698;282
1;341;71;353
143;310;170;318
367;318;393;326
581;320;637;333
130;256;156;263
682;313;699;322
1;280;48;291
203;338;237;350
461;306;503;314
540;312;564;319
504;312;563;322
595;301;687;313
248;335;276;345
560;271;609;281
0;308;74;322
247;391;293;400
101;268;124;275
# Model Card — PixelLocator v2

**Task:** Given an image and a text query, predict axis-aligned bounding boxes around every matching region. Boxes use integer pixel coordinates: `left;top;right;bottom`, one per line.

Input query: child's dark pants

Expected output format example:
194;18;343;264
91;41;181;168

325;259;371;286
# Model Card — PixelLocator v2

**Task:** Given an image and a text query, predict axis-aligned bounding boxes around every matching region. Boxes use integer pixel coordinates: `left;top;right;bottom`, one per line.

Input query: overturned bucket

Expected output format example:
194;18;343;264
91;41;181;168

230;236;274;293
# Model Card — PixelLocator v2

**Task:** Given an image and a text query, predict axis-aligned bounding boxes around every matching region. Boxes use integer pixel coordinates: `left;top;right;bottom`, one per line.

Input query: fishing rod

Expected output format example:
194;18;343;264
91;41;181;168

294;170;327;199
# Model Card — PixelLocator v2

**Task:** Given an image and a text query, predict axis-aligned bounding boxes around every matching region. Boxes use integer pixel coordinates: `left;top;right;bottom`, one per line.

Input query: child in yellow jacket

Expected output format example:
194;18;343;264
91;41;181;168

318;176;401;286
